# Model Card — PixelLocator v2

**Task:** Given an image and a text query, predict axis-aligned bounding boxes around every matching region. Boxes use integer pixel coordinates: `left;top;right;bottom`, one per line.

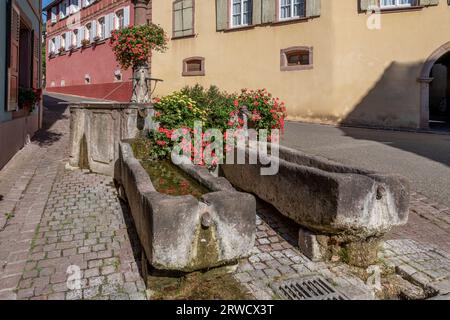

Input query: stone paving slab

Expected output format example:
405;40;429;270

381;239;450;297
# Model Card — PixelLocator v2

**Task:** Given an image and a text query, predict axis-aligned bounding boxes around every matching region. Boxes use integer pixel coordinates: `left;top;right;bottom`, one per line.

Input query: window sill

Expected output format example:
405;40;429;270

363;6;424;14
379;6;424;13
223;25;255;33
281;65;313;72
172;34;196;40
271;17;310;27
182;71;205;77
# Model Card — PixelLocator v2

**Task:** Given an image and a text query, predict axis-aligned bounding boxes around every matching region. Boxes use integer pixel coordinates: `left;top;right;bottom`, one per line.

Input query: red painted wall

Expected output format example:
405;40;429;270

46;0;134;102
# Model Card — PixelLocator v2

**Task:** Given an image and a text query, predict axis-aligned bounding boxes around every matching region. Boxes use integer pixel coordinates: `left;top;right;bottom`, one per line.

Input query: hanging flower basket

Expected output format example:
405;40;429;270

110;24;168;70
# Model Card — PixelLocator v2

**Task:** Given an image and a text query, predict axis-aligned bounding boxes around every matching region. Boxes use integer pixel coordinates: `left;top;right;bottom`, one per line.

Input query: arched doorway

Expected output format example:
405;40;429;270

419;42;450;130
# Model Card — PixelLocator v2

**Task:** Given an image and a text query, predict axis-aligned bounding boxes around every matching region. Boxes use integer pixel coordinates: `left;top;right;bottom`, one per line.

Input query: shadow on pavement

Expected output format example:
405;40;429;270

339;125;450;169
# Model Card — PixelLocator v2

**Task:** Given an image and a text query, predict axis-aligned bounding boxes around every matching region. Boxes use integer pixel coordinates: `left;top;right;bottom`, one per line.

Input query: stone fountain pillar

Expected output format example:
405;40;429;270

132;0;151;104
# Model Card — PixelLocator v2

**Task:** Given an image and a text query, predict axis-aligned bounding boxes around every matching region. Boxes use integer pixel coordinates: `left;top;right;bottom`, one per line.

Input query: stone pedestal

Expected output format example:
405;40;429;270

68;102;152;176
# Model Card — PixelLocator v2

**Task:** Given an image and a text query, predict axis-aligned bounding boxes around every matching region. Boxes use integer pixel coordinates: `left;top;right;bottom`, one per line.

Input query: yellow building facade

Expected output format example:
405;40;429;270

151;0;450;129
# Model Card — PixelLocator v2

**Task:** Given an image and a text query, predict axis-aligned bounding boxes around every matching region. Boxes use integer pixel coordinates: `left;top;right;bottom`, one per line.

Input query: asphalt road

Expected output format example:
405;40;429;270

281;121;450;208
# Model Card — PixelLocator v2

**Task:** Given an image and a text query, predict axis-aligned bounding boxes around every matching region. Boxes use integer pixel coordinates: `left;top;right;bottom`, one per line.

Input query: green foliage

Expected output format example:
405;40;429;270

180;85;235;130
142;85;288;162
110;24;168;69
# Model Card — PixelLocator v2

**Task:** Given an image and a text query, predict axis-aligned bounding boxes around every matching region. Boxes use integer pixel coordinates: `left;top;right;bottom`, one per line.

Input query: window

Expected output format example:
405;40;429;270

98;18;105;39
85;23;91;41
85;74;91;84
70;0;81;13
182;57;205;76
51;7;58;23
379;0;415;9
60;34;66;51
72;30;78;48
279;0;306;20
280;47;313;71
84;0;95;7
114;70;122;82
173;0;194;38
59;0;68;19
232;0;252;27
50;38;56;54
116;9;124;30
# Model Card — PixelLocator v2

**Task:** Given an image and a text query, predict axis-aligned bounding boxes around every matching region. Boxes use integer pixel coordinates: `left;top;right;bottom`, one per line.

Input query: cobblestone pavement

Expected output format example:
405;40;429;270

234;203;375;300
234;197;450;300
0;95;145;300
15;170;146;300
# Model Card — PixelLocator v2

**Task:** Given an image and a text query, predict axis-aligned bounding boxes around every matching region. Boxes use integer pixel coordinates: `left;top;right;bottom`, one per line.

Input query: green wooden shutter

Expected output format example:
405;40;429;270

262;0;276;23
173;1;183;37
306;0;321;17
216;0;228;31
182;0;194;36
359;0;378;11
253;0;262;25
419;0;439;6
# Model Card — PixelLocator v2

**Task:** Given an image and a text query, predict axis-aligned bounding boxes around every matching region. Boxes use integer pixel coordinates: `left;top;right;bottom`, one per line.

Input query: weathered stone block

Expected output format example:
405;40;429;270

221;145;410;240
68;103;149;176
298;228;324;262
117;142;256;272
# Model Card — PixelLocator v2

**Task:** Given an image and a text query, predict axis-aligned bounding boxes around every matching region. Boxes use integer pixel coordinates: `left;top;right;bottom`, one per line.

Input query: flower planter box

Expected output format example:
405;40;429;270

117;142;256;273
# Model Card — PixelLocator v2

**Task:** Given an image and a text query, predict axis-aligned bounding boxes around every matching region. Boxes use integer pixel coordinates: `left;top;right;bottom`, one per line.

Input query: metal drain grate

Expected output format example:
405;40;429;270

272;275;349;300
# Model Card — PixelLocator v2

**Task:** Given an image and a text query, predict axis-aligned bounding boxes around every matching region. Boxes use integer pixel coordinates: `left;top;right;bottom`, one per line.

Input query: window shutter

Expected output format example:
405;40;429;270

173;1;183;37
262;0;276;24
419;0;439;5
182;0;194;36
306;0;321;17
124;6;130;27
216;0;228;31
32;33;40;89
359;0;378;11
7;3;20;111
253;0;262;25
91;20;97;42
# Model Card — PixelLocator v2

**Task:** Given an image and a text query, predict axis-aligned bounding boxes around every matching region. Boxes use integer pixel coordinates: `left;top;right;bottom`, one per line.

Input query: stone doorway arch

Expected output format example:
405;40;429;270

418;42;450;129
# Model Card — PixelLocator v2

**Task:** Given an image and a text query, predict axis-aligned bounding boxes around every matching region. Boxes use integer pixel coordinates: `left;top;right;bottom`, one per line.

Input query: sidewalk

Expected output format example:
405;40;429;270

0;95;145;299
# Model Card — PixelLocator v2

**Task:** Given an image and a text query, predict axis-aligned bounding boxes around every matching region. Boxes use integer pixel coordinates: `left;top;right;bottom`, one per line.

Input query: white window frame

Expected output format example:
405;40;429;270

379;0;414;9
279;0;305;21
231;0;252;28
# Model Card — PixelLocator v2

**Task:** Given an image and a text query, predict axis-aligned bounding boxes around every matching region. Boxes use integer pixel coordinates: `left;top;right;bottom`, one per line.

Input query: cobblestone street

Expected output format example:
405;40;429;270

1;93;450;300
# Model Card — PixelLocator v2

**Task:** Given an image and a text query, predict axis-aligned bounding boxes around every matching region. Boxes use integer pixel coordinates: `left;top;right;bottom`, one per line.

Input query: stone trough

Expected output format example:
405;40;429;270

116;142;256;273
221;145;410;267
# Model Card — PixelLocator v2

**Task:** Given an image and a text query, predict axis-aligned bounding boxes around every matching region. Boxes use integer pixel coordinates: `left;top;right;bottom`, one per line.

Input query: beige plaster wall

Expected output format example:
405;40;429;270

151;0;450;129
